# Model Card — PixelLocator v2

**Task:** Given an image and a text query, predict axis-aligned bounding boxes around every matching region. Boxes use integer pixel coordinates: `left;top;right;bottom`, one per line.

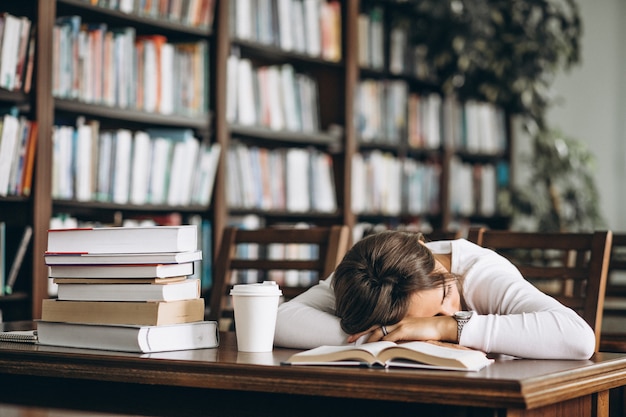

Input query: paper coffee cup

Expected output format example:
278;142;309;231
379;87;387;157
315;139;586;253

230;281;282;352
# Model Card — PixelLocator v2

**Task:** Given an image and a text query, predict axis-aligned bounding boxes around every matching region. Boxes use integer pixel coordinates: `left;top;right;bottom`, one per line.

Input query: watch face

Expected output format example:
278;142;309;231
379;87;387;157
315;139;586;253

455;311;472;320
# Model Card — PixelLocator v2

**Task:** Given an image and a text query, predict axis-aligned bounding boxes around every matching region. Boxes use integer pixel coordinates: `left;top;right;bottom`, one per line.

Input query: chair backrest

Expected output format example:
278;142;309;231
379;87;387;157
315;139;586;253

424;229;462;241
208;225;350;328
605;233;626;297
468;228;613;353
599;233;626;352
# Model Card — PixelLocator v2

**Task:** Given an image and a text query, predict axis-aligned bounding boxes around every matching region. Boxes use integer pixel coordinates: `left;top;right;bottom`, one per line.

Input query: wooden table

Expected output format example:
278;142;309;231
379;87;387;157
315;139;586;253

0;329;625;417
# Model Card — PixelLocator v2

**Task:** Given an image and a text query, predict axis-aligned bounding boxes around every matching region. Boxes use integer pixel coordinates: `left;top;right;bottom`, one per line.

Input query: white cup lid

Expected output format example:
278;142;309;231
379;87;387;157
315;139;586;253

230;281;283;296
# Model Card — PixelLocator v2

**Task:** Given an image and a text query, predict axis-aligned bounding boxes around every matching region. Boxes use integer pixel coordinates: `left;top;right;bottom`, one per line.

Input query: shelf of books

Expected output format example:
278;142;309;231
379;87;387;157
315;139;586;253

351;0;512;239
0;0;219;321
0;3;38;322
1;0;516;322
219;0;346;298
46;0;218;314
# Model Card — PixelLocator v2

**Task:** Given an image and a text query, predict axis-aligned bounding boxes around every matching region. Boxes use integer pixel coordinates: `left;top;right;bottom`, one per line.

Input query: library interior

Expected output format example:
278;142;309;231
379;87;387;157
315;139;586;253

1;1;626;417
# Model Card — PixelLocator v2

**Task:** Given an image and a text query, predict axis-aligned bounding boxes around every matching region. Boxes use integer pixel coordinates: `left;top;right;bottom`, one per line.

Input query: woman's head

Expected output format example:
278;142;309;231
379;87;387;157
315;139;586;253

332;231;455;334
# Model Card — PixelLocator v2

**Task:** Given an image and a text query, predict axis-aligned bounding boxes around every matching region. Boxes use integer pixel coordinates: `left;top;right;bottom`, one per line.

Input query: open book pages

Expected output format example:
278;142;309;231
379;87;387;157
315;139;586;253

283;340;494;371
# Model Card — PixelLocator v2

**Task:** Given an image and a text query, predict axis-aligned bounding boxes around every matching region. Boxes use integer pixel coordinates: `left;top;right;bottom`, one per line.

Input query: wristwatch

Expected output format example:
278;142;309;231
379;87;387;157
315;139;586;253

453;311;473;343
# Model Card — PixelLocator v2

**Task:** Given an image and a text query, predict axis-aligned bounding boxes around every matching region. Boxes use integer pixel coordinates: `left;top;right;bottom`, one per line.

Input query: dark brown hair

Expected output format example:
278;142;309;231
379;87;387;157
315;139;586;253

333;231;452;334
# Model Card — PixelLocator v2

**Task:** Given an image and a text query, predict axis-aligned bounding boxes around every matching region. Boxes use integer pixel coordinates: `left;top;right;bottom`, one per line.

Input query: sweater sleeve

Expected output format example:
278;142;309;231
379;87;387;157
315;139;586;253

451;240;596;360
274;275;349;348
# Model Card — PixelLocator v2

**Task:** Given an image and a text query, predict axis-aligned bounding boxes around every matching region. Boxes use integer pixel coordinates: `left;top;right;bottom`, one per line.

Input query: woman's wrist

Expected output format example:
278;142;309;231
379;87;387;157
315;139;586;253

440;316;458;342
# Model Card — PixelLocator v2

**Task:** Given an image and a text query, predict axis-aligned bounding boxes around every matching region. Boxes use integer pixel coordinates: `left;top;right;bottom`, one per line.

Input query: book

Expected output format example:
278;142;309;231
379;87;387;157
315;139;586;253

283;341;494;371
0;114;20;196
0;222;5;296
0;329;37;344
48;262;194;279
41;298;205;326
53;277;187;285
44;250;202;265
56;278;200;302
37;320;219;353
4;225;32;294
46;225;198;254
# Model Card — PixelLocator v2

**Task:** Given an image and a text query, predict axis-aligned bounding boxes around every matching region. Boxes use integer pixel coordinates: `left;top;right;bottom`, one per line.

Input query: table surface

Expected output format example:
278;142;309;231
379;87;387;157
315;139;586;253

1;323;626;413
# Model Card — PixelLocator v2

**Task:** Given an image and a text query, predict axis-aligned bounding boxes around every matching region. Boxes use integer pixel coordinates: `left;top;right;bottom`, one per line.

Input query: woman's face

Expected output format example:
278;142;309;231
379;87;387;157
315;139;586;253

404;260;461;318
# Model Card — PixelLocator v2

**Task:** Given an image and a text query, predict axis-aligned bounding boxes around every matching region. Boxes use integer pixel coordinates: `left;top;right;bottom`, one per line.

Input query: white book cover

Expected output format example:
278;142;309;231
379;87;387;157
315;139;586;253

44;250;203;265
56;278;201;302
48;262;194;279
197;142;221;206
46;225;198;254
112;129;132;204
129;131;152;205
0;14;22;90
175;137;200;206
234;144;256;208
142;38;158;113
237;58;257;126
96;131;113;201
291;0;306;53
280;64;300;131
226;53;239;123
303;0;321;56
37;320;219;353
312;152;337;213
235;0;253;40
256;0;275;45
0;114;20;196
276;0;293;51
285;148;310;212
351;153;365;213
148;137;173;204
75;123;93;201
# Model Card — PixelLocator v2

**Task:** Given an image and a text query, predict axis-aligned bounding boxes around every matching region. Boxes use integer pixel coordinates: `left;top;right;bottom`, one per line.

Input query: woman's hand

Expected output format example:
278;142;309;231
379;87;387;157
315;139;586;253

347;316;457;344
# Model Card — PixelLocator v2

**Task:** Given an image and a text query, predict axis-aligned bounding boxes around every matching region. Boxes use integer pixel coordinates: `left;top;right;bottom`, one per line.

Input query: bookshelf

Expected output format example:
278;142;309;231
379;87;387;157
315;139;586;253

0;0;513;321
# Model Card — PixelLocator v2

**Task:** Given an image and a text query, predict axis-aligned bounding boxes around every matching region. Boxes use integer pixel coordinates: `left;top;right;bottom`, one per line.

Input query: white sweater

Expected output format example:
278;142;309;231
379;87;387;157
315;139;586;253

274;239;596;359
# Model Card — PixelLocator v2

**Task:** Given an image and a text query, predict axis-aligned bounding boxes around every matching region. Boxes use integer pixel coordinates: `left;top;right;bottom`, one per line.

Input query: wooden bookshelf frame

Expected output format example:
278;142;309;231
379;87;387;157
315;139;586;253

0;0;513;320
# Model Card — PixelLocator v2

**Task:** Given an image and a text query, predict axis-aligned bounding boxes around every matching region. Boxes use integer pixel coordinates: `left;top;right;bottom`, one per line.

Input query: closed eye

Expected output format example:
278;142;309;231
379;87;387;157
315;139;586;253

441;283;452;304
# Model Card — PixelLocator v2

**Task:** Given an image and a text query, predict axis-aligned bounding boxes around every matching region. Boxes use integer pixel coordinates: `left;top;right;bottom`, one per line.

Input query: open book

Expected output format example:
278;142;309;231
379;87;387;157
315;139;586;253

283;341;494;371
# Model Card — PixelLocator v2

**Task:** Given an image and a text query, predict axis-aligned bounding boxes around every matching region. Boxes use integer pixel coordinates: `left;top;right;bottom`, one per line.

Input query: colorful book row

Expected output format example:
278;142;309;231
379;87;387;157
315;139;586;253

0;12;35;93
0;113;37;198
53;15;209;117
356;81;508;154
351;151;441;216
84;0;216;29
232;0;341;62
227;55;321;134
226;143;337;213
51;122;221;207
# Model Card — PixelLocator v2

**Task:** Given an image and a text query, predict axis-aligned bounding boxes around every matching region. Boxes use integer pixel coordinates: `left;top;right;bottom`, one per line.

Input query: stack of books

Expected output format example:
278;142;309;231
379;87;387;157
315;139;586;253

38;225;219;353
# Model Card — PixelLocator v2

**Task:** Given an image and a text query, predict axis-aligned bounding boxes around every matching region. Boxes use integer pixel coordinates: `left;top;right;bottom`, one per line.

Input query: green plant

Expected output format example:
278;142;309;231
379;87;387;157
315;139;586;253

404;0;604;231
409;0;582;129
502;127;605;232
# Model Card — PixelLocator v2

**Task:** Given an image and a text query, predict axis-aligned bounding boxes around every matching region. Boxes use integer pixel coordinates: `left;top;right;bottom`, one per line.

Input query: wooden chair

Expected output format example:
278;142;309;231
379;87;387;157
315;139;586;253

468;228;613;353
600;233;626;352
424;229;463;241
208;225;350;329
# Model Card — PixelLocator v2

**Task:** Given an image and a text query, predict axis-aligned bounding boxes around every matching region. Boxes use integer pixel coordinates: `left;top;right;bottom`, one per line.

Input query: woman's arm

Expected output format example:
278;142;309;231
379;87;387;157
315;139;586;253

455;241;596;359
274;276;348;348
